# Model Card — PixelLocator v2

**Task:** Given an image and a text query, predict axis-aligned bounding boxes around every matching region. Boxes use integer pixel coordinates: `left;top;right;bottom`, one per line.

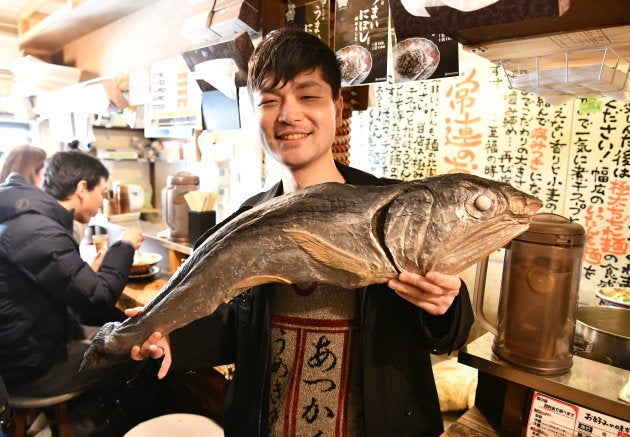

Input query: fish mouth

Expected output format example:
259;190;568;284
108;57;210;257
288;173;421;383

429;213;532;274
428;190;542;274
504;191;544;216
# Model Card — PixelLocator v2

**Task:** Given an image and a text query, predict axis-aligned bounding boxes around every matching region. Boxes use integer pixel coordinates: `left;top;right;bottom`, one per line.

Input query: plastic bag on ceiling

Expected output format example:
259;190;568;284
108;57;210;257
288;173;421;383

400;0;500;17
192;58;238;100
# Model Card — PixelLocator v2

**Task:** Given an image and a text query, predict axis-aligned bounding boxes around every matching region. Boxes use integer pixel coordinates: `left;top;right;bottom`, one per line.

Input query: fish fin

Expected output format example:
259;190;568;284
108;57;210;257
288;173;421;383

284;229;372;273
232;275;292;289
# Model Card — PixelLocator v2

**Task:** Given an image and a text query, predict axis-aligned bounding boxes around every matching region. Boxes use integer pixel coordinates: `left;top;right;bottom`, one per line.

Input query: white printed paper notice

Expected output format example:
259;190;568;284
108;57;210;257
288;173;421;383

527;391;630;437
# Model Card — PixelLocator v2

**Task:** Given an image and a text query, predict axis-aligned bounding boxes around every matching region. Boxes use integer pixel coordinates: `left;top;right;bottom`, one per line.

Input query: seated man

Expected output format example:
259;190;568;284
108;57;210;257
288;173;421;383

0;150;148;434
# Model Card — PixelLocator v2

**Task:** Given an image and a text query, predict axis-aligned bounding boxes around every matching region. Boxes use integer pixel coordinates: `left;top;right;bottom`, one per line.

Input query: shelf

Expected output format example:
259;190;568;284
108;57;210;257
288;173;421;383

463;25;630;64
459;333;630;422
464;25;630;103
18;0;154;53
500;46;630;104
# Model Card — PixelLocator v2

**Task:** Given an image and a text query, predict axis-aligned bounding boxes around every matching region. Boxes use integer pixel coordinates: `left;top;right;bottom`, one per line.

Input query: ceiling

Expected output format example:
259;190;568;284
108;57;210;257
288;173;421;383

0;0;28;35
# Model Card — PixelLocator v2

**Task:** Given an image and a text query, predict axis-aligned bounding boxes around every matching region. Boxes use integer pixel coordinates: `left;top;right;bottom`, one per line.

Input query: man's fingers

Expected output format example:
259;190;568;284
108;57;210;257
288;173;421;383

124;306;143;317
158;354;172;379
425;271;461;290
130;345;142;360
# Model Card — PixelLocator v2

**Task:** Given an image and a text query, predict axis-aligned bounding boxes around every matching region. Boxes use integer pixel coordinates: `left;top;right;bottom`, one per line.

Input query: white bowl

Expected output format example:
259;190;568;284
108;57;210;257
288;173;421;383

124;413;223;436
595;287;630;309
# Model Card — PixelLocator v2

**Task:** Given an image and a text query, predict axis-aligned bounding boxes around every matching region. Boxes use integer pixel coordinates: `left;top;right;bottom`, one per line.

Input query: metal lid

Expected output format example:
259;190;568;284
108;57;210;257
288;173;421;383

515;213;587;247
167;171;199;185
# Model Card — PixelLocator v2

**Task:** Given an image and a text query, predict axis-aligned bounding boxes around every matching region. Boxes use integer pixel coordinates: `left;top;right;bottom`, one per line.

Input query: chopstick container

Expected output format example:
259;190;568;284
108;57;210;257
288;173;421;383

188;210;216;245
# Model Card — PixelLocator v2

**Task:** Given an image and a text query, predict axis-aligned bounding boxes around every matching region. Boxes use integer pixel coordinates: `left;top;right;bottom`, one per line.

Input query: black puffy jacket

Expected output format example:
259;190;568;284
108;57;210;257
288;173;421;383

169;164;474;436
0;174;134;388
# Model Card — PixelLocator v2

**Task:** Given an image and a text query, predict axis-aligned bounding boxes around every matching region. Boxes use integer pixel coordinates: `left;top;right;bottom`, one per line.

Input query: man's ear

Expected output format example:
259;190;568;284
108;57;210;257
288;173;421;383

76;180;88;199
334;96;344;128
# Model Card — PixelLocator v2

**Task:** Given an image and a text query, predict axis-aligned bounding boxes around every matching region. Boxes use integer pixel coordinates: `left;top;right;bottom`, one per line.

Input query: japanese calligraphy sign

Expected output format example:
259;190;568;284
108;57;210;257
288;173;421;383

350;48;630;302
292;0;331;44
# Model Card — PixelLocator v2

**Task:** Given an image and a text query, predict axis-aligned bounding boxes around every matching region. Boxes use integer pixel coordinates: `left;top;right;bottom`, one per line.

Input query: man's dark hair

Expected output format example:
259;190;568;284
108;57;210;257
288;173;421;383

43;151;109;200
247;28;342;99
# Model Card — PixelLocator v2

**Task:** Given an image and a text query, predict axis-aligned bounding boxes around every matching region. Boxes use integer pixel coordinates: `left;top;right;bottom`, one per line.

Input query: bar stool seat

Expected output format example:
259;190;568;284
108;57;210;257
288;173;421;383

9;390;83;437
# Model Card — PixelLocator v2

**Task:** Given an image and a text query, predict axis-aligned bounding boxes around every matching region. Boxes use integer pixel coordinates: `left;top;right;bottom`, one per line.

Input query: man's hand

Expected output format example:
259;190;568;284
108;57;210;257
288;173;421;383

118;228;144;250
124;306;172;379
387;271;461;316
90;249;105;271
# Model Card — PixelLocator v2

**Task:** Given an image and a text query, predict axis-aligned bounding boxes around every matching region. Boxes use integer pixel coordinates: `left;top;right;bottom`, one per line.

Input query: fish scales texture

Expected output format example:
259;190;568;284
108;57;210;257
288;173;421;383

81;173;542;370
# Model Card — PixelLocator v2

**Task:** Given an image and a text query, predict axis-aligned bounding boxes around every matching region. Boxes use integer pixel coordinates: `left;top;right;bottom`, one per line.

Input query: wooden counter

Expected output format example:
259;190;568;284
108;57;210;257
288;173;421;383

116;274;168;311
90;216;193;274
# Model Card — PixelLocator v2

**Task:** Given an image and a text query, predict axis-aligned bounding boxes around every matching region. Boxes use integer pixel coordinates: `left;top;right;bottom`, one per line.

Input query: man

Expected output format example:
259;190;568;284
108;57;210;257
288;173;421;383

130;29;473;436
0;150;143;402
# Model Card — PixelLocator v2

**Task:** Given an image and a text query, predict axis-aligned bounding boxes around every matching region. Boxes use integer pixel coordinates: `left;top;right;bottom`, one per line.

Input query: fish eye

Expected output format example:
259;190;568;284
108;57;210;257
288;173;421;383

474;195;493;211
465;191;498;219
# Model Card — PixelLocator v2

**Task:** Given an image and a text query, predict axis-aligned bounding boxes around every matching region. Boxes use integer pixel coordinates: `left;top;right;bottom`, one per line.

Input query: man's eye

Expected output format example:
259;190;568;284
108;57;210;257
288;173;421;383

258;99;277;107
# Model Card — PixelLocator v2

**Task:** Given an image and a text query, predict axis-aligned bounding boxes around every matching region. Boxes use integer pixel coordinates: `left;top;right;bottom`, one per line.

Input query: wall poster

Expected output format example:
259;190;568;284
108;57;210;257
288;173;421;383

334;0;389;86
351;48;630;302
290;0;331;44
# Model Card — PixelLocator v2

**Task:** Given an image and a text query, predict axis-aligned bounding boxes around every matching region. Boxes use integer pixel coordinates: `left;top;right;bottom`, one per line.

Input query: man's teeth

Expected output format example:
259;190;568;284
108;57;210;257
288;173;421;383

279;133;308;140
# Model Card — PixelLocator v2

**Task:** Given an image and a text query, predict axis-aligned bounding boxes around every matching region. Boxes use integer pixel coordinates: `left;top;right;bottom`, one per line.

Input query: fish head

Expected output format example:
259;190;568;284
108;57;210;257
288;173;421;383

384;174;542;275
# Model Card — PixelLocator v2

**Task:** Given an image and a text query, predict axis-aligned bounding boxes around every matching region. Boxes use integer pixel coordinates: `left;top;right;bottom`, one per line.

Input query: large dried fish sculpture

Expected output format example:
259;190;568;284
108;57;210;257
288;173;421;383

82;173;542;370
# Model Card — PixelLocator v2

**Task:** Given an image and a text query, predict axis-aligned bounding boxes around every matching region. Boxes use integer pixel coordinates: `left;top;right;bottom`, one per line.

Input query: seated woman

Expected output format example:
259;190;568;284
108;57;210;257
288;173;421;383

0;144;47;187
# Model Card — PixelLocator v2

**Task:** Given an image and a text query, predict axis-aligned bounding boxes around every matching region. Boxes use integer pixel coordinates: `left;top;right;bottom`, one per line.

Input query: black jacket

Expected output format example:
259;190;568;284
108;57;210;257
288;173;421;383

170;164;474;436
0;173;134;388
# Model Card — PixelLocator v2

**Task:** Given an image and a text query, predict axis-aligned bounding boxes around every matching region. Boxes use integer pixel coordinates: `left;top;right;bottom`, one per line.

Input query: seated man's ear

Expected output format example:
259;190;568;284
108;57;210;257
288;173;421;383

76;180;88;199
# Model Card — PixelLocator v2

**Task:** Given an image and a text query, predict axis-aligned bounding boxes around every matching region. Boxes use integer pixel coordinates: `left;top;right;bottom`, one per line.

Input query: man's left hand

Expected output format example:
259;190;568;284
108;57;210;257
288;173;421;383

388;271;461;316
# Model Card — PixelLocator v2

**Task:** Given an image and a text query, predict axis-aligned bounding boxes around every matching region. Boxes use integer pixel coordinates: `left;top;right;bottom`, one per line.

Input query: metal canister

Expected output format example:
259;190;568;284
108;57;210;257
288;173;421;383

494;213;587;374
163;172;199;242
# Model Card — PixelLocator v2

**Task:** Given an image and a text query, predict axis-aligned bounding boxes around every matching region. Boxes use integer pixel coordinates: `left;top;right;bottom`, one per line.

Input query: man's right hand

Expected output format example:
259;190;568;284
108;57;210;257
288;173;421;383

124;306;172;379
118;228;144;250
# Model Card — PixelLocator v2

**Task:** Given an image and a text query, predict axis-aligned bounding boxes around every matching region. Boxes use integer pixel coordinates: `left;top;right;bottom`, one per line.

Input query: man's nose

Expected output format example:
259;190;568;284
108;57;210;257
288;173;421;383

278;97;302;123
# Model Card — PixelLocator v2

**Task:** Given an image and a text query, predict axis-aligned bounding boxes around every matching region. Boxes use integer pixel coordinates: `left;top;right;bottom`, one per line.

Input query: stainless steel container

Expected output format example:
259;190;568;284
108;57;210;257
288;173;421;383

163;171;199;242
575;306;630;370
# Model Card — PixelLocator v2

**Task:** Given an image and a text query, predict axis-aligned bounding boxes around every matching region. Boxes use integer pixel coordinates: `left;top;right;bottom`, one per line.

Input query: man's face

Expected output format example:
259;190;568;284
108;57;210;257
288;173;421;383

252;68;343;170
75;177;108;223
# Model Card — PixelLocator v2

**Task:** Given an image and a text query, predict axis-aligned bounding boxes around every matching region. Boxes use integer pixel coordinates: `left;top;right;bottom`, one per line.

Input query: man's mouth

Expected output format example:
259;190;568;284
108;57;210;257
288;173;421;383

277;133;309;140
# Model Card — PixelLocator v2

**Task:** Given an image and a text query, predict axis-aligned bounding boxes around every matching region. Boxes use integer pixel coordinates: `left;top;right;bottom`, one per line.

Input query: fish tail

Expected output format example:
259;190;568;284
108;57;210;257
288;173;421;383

80;321;126;371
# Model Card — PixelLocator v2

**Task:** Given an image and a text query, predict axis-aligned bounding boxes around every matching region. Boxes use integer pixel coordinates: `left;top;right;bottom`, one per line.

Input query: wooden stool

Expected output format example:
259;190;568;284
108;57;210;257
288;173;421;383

9;391;83;437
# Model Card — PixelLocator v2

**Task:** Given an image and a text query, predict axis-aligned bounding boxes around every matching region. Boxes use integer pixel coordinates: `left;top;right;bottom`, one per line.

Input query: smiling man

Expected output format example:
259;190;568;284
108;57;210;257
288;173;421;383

130;29;474;436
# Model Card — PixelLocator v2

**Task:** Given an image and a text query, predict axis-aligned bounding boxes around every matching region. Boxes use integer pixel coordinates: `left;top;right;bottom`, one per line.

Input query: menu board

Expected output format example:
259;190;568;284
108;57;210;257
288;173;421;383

350;48;630;299
144;56;202;138
334;0;389;86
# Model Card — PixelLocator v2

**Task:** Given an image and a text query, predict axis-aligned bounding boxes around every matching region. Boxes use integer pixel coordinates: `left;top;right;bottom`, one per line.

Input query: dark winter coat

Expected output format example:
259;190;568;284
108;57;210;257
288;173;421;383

0;173;134;388
169;164;474;436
